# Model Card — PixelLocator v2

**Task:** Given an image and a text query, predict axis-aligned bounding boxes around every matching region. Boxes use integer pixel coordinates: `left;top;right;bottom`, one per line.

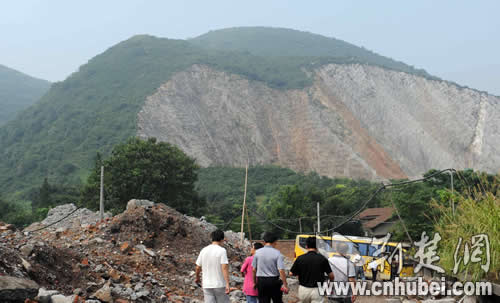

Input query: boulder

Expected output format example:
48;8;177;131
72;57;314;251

35;288;60;303
92;284;113;302
0;223;16;232
0;276;39;303
19;244;34;257
21;257;32;272
463;296;478;303
126;199;155;210
50;294;75;303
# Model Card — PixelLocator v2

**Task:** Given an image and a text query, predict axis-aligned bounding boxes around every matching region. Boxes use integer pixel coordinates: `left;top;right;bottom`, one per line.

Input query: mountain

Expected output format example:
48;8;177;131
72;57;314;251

190;27;435;79
0;27;499;196
0;65;50;125
137;64;500;180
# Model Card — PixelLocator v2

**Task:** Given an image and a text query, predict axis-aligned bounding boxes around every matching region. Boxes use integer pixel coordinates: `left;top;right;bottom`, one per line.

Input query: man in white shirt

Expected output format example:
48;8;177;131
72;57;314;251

328;242;356;303
352;254;365;281
195;230;230;303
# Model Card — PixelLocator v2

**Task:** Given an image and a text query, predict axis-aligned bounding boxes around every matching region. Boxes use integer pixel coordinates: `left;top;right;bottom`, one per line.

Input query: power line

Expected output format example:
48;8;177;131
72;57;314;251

26;206;82;233
321;168;457;233
26;168;464;239
234;168;458;236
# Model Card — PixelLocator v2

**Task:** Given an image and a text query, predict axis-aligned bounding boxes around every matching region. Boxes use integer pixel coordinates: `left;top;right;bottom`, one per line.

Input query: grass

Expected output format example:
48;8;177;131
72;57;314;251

433;181;499;282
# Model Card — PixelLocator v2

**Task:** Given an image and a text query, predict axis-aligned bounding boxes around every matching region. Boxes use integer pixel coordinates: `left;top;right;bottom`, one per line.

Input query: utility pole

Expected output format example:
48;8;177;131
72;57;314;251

245;206;252;241
240;162;249;245
450;170;454;215
99;166;104;220
299;217;302;233
317;202;320;235
390;189;413;243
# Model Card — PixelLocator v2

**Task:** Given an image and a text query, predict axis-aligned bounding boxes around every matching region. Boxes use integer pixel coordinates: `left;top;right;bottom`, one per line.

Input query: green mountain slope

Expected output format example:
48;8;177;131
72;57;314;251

190;27;435;79
0;65;51;125
0;28;439;197
0;34;323;195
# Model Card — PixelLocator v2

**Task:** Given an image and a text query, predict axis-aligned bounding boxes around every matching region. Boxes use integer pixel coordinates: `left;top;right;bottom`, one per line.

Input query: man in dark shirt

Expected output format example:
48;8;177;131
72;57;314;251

290;237;334;303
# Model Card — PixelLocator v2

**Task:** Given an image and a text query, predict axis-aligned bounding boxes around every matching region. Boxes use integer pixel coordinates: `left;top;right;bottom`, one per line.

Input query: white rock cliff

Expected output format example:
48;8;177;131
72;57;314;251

137;64;500;179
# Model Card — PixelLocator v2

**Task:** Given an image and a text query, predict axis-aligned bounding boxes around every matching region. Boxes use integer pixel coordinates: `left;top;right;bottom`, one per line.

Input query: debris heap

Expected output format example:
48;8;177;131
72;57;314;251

0;200;252;302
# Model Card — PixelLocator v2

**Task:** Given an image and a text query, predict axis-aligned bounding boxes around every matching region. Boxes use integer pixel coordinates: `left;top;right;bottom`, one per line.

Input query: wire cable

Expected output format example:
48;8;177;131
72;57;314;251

322;168;457;233
26;206;82;233
238;168;458;235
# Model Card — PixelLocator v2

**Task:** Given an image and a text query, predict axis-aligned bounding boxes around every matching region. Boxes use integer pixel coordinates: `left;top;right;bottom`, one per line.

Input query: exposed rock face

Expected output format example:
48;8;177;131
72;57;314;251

316;64;500;178
137;64;500;179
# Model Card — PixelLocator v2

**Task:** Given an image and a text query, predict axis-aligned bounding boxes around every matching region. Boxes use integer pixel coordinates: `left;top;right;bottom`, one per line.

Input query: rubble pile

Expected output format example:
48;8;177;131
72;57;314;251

0;200;253;302
25;204;112;232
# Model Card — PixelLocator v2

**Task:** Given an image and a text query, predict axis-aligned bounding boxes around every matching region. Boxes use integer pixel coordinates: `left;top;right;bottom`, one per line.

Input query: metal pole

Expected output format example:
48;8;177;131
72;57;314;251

245;205;252;241
390;189;413;243
99;166;104;220
317;202;320;235
299;218;302;233
450;171;454;215
240;163;249;245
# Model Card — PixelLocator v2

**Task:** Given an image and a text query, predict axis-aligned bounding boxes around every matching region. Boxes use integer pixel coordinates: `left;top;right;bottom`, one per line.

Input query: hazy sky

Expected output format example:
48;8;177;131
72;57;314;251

2;0;499;95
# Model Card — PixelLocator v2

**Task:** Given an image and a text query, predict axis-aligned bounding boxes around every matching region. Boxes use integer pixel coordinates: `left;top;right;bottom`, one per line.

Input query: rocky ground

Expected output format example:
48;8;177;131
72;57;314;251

0;200;276;303
0;201;487;302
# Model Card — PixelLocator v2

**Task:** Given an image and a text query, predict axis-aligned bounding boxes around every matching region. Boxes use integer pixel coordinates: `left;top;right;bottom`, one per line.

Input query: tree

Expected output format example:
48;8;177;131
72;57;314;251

0;197;35;227
263;185;314;237
31;177;51;212
29;178;80;214
81;137;201;214
0;197;13;218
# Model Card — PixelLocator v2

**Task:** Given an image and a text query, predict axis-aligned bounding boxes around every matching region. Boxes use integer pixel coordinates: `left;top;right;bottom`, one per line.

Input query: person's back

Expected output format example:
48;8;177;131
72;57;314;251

328;255;355;282
241;242;264;303
198;244;228;287
327;242;356;303
290;237;333;303
253;245;283;277
252;232;288;303
195;230;230;303
352;254;366;281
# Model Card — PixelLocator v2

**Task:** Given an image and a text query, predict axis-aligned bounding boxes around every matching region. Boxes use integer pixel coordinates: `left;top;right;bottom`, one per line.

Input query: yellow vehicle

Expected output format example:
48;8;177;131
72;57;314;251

294;234;414;280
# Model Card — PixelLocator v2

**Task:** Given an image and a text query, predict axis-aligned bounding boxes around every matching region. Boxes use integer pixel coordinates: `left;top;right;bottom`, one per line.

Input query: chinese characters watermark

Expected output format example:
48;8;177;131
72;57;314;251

453;234;490;274
413;231;445;273
369;232;491;276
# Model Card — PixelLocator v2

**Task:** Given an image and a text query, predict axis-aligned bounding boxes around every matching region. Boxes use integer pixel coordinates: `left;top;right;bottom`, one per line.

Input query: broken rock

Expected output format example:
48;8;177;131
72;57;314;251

19;244;34;257
21;257;32;272
120;241;131;254
126;199;155;211
92;283;113;302
50;294;75;303
36;288;60;303
108;268;122;282
0;276;39;303
144;247;156;257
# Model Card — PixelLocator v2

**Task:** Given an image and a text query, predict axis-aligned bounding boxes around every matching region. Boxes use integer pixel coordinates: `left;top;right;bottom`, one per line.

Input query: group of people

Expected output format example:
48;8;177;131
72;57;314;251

195;230;357;303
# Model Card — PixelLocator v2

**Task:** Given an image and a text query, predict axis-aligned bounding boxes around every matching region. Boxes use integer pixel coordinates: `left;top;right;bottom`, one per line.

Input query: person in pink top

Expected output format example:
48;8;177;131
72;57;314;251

241;242;264;303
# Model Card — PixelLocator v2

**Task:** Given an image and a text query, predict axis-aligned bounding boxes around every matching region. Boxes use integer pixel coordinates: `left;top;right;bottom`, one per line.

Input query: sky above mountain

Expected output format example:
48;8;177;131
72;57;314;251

1;0;499;95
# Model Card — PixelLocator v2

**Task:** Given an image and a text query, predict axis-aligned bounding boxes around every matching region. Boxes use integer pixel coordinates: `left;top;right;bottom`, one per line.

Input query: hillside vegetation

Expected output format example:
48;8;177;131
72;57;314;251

0;35;315;196
196;166;493;240
0;64;50;125
434;181;499;282
190;27;436;79
0;28;439;197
